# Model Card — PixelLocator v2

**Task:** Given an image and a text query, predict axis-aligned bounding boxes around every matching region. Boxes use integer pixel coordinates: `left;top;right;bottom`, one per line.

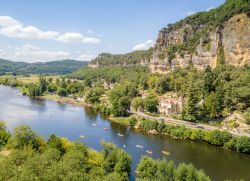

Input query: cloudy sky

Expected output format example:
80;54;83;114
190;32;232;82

0;0;225;62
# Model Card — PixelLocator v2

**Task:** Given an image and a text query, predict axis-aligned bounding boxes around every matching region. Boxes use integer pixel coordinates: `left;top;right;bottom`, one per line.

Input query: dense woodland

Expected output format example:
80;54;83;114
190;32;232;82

0;122;211;181
1;64;250;124
0;59;87;75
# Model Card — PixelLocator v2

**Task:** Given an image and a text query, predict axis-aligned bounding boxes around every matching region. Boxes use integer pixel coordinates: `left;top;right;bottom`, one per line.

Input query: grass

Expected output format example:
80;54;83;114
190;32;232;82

43;93;61;102
108;116;131;126
0;75;60;84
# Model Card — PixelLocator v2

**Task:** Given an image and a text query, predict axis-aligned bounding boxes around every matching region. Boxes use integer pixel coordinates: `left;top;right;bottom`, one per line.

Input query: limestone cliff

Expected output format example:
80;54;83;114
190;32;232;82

149;13;250;73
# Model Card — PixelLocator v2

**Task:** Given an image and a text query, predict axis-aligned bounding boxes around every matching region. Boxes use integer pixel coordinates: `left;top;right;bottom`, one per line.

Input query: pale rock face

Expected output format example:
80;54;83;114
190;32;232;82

222;14;250;66
150;14;250;73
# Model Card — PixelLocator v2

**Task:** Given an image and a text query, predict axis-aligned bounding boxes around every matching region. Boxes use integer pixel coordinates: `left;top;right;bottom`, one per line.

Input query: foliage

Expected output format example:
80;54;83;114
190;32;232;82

85;87;104;104
138;118;250;154
57;88;68;97
91;50;153;66
0;59;87;75
182;83;200;121
131;97;145;111
0;122;11;149
0;128;132;181
9;125;44;151
144;95;158;113
111;96;131;117
136;156;211;181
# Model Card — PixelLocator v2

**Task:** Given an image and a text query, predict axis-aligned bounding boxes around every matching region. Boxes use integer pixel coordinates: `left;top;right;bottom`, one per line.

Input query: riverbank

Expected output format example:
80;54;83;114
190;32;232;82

1;83;250;154
109;115;250;154
1;84;250;181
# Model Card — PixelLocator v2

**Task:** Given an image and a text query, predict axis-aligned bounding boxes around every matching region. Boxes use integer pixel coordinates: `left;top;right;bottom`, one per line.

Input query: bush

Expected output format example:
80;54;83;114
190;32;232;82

205;130;232;146
140;119;158;131
0;121;11;149
10;125;44;151
57;88;68;97
225;136;250;153
136;156;211;181
129;117;137;127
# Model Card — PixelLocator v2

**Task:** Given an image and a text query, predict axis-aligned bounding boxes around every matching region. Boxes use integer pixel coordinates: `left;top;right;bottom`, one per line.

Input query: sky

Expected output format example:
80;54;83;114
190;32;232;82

0;0;225;62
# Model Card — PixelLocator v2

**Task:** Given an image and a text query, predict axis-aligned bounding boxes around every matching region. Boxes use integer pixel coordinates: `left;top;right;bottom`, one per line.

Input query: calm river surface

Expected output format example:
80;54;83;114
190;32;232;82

0;85;249;181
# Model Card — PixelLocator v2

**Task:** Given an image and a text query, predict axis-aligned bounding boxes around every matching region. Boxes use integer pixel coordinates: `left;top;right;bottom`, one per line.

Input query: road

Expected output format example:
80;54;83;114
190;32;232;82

131;111;250;137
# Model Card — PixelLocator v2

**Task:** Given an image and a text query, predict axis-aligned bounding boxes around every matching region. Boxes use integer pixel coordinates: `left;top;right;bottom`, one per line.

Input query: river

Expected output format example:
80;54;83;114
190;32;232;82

0;85;249;181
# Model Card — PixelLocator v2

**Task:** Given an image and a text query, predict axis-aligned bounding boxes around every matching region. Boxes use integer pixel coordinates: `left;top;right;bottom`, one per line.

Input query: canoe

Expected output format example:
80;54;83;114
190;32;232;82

162;150;170;155
118;133;124;137
146;150;153;154
136;145;143;148
80;135;85;139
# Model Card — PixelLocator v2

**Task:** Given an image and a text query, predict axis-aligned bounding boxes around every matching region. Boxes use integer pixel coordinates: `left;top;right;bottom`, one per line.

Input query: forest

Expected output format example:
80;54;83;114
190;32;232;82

0;59;87;75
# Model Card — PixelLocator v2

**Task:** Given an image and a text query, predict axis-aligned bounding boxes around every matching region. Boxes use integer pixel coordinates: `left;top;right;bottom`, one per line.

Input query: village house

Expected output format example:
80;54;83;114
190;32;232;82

141;92;148;99
158;93;184;115
103;81;114;90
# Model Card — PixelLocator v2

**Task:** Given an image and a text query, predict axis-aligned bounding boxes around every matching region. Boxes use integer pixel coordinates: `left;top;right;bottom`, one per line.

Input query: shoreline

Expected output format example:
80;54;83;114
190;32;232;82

1;84;250;154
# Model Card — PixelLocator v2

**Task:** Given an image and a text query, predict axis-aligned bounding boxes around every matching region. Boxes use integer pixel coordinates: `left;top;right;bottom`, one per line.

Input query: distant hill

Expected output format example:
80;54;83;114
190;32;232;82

89;50;153;67
0;59;88;75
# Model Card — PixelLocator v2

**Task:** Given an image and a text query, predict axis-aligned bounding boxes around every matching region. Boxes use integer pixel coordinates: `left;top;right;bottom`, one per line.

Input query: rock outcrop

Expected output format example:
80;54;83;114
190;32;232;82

149;13;250;73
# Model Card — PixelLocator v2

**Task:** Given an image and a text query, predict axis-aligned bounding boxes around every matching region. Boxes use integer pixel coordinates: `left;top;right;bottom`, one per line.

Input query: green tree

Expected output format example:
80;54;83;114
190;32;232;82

217;46;225;67
47;134;65;154
182;84;199;121
57;88;68;97
10;125;44;150
203;66;214;97
131;97;144;111
111;96;131;117
155;76;170;94
0;121;11;148
144;96;158;113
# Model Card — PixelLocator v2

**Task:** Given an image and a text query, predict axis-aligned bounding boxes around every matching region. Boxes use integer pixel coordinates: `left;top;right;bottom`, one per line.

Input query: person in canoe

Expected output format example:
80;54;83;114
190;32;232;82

146;150;153;155
80;135;85;139
136;145;143;148
162;150;170;155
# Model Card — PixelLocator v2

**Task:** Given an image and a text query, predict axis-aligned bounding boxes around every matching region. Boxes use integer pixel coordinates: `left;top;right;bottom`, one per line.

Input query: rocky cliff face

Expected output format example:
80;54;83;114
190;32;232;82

149;13;250;73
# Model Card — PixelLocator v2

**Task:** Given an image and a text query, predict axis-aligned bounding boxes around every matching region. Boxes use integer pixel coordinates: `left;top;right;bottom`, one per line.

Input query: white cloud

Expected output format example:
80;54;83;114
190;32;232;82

0;16;21;26
184;11;195;16
206;6;214;11
132;40;154;51
77;54;95;61
0;44;71;62
57;32;100;44
0;16;100;44
14;44;71;62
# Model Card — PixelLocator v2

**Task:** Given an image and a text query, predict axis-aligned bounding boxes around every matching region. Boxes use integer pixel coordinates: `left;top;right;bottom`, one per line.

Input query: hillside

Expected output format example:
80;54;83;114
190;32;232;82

89;0;250;72
89;50;153;67
0;59;88;75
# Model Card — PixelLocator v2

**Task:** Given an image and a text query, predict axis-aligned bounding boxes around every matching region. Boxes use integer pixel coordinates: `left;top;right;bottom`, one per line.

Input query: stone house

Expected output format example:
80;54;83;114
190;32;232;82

103;82;114;90
158;93;184;115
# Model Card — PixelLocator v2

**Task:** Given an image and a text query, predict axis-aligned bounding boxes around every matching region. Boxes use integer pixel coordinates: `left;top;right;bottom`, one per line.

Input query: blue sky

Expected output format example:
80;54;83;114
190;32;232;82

0;0;225;62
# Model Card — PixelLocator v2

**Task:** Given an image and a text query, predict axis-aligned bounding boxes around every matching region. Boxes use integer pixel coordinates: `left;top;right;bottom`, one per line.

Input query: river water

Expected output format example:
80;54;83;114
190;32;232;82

0;85;249;181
